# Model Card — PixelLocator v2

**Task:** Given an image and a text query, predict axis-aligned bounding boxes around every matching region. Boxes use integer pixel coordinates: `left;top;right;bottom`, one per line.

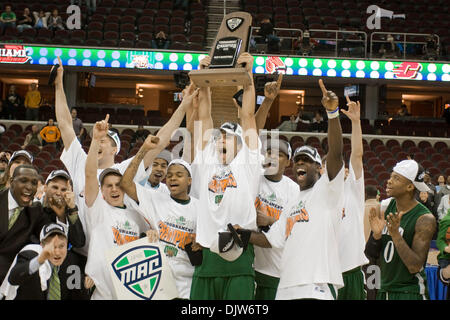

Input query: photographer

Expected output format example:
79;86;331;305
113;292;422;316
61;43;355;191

152;31;170;50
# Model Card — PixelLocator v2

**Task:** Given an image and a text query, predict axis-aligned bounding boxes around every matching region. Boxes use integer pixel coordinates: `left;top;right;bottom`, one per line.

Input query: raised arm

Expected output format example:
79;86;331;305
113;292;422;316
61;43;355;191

142;86;199;168
238;53;258;151
319;79;343;180
185;84;199;162
84;115;109;208
193;56;214;151
55;56;77;150
387;212;436;274
341;95;363;180
120;135;160;202
255;73;283;133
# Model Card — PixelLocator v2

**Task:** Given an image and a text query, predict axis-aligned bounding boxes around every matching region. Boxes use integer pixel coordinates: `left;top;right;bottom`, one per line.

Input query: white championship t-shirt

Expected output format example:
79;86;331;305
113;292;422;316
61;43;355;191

60;138;147;256
191;137;262;248
338;163;369;272
85;192;149;300
132;184;198;299
265;166;345;300
254;175;300;278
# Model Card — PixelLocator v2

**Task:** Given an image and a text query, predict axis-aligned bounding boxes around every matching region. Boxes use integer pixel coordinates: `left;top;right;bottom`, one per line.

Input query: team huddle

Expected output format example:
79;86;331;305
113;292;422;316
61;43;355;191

0;53;448;300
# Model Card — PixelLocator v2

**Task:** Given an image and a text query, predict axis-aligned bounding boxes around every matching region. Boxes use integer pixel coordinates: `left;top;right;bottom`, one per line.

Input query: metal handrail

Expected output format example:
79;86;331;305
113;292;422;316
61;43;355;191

309;29;368;58
250;27;368;57
250;26;304;39
369;32;440;59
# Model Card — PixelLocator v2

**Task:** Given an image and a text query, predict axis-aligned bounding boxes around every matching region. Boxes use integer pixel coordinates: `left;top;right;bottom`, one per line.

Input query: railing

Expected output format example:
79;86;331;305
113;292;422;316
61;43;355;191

249;27;368;58
249;27;303;55
308;29;368;58
369;32;440;60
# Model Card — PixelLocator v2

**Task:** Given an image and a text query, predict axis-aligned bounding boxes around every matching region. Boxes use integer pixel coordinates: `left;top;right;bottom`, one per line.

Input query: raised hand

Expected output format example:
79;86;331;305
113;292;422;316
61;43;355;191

318;79;339;111
199;55;211;70
368;205;385;239
40;236;57;263
93;114;109;141
237;52;254;74
181;87;200;106
264;73;283;101
63;189;76;210
386;211;405;236
55;56;64;85
142;134;160;152
341;95;361;122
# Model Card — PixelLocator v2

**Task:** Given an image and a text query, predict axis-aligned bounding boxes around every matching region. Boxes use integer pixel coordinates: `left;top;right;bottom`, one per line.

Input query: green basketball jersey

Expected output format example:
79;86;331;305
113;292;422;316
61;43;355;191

379;199;430;295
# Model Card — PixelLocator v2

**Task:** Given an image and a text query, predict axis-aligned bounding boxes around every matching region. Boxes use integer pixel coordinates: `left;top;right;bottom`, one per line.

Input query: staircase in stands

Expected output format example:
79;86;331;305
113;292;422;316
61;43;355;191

205;0;241;51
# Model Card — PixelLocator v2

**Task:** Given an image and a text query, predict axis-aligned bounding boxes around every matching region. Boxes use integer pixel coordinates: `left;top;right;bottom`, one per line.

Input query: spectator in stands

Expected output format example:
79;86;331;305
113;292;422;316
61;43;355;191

418;191;434;214
422;35;439;61
436;175;446;193
71;108;85;143
396;104;410;117
40;118;61;150
5;85;22;120
0;151;11;177
294;30;316;56
152;31;170;50
310;110;326;132
47;9;64;31
16;7;34;33
423;170;436;195
32;10;50;30
437;194;450;222
22;124;43;150
131;125;149;146
379;33;397;59
442;103;450;125
0;5;16;32
24;83;41;121
435;175;450;215
294;108;311;124
277;114;297;131
254;17;280;54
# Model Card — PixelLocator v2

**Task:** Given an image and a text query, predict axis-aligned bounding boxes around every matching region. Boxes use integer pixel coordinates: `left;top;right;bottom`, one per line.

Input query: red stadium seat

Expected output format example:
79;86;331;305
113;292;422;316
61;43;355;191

374;145;388;154
434;141;447;151
430;154;445;163
386;139;400;149
138;16;153;25
369;139;383;150
421;160;434;169
401;140;416;151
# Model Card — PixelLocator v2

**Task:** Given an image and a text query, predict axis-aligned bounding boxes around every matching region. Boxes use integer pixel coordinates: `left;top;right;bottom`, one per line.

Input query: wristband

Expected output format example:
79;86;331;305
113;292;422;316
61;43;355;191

326;107;339;119
66;205;78;215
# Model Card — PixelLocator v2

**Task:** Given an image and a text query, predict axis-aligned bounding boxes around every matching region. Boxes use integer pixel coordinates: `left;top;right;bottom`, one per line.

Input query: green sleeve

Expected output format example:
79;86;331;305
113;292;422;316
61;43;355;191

436;219;450;253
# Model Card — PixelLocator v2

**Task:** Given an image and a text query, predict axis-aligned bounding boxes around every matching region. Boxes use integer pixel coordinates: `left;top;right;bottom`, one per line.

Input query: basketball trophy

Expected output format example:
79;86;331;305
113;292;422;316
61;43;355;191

188;11;253;87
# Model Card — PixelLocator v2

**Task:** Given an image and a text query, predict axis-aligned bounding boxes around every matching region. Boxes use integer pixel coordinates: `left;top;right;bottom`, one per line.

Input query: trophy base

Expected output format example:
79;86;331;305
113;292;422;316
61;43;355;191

188;67;252;87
